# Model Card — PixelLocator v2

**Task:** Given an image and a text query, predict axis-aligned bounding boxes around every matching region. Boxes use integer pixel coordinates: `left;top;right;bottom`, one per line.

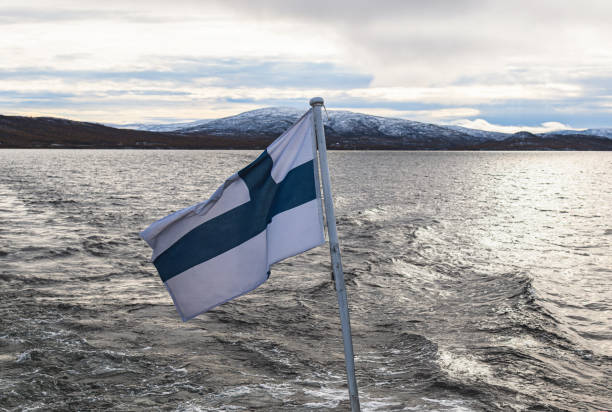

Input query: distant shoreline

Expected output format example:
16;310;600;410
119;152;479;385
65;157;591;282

2;114;612;151
3;146;612;151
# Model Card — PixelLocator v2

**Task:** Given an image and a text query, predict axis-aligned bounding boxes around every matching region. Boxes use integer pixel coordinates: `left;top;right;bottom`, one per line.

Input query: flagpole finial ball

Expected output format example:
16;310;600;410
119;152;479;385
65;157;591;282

309;97;324;106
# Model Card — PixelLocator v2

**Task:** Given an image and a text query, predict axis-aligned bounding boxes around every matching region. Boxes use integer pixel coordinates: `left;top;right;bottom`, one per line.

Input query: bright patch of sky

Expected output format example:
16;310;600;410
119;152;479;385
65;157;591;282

453;119;574;134
1;0;611;130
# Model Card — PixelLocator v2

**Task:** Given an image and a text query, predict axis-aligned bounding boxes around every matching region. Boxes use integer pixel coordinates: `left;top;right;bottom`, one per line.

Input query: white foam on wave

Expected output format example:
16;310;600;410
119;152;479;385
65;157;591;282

361;206;391;222
303;385;347;408
261;382;296;398
176;401;246;411
182;382;297;411
0;334;25;344
437;349;492;381
102;349;129;357
92;365;126;375
16;350;31;363
506;335;542;350
42;330;69;338
351;205;406;225
390;257;449;282
217;384;253;397
168;365;188;374
304;386;408;411
361;398;403;411
418;397;476;411
478;236;502;251
301;373;405;411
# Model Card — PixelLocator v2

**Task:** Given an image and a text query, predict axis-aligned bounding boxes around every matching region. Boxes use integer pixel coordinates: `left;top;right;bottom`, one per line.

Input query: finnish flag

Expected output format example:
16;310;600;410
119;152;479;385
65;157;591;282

141;110;325;321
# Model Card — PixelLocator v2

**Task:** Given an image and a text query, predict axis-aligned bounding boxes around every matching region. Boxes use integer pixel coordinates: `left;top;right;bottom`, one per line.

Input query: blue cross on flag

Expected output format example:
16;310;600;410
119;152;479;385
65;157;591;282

141;110;325;321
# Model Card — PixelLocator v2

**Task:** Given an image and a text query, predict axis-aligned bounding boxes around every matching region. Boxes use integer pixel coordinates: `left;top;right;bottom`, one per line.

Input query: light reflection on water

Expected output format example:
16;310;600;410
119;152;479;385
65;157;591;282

333;151;612;350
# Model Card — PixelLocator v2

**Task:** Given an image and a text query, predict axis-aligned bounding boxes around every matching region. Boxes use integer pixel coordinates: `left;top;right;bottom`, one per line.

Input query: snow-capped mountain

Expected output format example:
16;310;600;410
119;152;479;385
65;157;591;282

542;128;612;139
103;107;612;149
585;128;612;138
131;107;477;148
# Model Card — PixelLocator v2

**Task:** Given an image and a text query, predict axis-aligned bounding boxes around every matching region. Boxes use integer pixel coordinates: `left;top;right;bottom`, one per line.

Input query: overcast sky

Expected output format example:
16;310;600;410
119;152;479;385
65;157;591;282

1;0;611;131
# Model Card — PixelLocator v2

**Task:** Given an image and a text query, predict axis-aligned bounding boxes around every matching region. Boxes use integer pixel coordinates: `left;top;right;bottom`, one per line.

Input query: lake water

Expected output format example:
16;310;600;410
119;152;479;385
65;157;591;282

1;150;611;411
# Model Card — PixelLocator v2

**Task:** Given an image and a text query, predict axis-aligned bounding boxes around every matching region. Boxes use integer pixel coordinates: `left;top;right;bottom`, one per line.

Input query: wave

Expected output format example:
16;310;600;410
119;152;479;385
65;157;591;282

81;235;129;257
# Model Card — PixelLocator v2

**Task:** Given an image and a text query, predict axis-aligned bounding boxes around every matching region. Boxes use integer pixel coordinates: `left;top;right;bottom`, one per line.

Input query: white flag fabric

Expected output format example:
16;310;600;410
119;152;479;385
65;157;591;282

141;110;325;321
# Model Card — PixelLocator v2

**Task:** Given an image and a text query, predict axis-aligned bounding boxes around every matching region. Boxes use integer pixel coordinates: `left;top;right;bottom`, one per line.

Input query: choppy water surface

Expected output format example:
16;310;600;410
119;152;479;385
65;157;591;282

1;149;611;411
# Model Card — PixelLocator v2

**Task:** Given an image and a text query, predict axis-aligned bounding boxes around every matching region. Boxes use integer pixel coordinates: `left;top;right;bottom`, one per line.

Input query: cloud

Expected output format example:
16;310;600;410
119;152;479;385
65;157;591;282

211;0;612;86
412;107;481;120
0;7;115;24
0;59;372;89
0;4;207;24
1;0;611;127
452;119;575;134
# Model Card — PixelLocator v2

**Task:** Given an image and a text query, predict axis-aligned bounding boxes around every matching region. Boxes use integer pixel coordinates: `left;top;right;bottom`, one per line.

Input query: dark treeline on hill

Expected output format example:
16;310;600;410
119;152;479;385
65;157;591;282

0;116;275;149
2;114;612;150
466;131;612;150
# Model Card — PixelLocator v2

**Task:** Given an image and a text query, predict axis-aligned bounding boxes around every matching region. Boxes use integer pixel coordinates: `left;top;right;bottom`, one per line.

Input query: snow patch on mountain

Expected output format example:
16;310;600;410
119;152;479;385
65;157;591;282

178;107;304;135
446;125;510;141
110;119;213;132
542;128;612;139
320;110;474;143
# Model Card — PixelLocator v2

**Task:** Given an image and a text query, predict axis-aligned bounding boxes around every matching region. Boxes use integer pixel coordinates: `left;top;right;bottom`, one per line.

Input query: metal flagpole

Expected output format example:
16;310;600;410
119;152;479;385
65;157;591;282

310;97;361;412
